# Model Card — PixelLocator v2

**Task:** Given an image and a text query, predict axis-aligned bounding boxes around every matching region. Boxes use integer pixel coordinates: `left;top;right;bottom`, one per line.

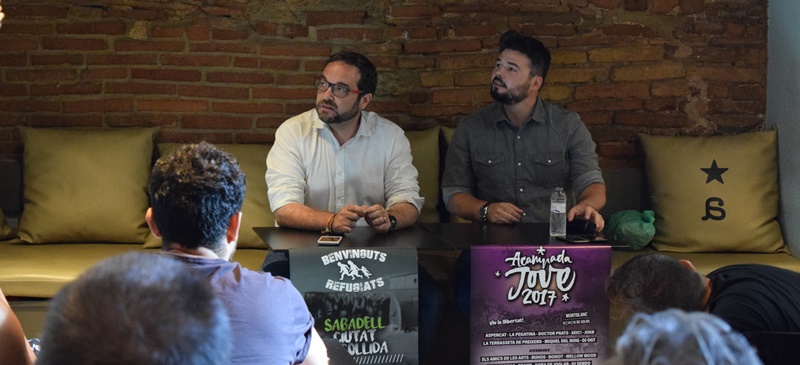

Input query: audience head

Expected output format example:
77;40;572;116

325;51;378;97
148;142;246;256
606;254;706;317
37;252;232;365
606;309;763;365
498;30;551;81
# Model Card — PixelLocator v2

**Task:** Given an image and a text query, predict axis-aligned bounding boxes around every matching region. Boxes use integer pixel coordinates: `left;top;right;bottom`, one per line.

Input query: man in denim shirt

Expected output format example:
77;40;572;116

442;31;606;230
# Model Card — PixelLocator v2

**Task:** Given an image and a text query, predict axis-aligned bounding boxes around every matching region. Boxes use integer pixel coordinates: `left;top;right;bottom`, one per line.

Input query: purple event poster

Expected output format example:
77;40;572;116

471;245;611;365
290;247;419;365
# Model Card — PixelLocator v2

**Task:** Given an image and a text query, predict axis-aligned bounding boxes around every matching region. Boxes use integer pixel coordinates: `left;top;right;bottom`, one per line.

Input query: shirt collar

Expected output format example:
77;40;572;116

492;98;546;128
313;109;373;138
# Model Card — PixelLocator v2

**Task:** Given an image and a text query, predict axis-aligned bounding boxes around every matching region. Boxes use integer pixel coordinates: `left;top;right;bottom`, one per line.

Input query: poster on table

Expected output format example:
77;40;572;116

471;245;611;365
290;247;419;365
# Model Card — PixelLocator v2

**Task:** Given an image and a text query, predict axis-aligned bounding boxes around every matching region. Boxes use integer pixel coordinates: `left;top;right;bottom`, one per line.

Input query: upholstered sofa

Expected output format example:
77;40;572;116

1;126;798;340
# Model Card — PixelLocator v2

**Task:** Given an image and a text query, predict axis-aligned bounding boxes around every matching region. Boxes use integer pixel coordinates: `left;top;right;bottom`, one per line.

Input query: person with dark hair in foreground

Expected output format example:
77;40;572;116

147;142;328;365
442;30;606;229
606;309;762;365
36;252;232;365
607;253;800;334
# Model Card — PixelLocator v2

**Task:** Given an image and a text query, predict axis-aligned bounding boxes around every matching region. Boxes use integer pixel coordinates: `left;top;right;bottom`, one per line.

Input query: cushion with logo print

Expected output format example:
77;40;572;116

640;131;785;253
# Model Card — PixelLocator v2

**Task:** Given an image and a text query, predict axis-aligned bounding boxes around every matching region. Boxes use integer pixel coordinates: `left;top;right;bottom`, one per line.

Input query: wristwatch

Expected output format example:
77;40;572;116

388;215;398;231
479;202;491;222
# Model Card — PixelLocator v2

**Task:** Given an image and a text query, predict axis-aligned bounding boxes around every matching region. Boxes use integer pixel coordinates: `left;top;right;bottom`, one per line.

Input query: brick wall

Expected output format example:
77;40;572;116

0;0;768;167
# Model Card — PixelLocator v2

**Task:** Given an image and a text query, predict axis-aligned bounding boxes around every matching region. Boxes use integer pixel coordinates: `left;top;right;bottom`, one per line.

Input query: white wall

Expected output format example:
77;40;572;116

767;0;800;256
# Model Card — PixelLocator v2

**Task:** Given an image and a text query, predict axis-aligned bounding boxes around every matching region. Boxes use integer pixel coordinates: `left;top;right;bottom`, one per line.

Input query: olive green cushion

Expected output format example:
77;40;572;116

18;127;159;244
0;208;14;240
406;127;440;223
151;143;273;249
640;131;785;253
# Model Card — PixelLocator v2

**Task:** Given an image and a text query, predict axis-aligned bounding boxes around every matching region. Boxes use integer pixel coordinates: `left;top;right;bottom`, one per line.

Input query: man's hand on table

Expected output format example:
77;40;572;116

568;203;605;232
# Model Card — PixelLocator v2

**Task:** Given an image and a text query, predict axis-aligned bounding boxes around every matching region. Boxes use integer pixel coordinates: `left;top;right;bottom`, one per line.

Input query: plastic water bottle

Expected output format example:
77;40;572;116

550;187;566;237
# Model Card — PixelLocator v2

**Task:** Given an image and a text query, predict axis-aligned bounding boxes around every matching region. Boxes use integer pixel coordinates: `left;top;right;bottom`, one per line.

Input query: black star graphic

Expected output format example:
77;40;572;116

701;160;728;184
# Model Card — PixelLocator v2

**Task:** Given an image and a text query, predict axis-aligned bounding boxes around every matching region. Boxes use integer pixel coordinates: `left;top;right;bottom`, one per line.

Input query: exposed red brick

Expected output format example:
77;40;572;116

580;112;613;126
602;24;642;36
257;117;288;129
6;69;77;82
275;74;316;86
454;25;496;38
107;114;179;127
404;40;482;54
390;5;442;18
307;11;366;26
730;84;765;101
182;115;252;129
190;43;256;54
212;28;250;41
106;7;159;21
132;68;201;82
655;0;680;14
4;5;68;19
283;24;309;39
158;131;232;144
615;112;690;127
115;40;185;52
137;99;208;112
0;84;28;97
81;69;129;81
152;26;184;38
178;85;249;99
235;133;275;144
680;0;704;15
260;43;332;57
41;37;108;51
259;58;301;71
207;71;274;85
575;82;649;100
0;23;56;34
31;54;84;65
161;55;231;67
317;27;384;42
625;0;648;11
708;114;764;129
567;99;643;113
87;54;158;65
31;82;102;96
523;25;576;37
105;82;177;95
186;24;211;41
28;115;103;127
64;99;133;113
589;0;621;10
56;21;126;35
213;102;283;114
253;87;314;100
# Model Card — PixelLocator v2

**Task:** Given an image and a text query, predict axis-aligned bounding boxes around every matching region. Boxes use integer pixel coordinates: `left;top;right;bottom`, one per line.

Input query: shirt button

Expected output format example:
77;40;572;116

519;188;523;192
517;163;521;166
516;136;521;139
488;160;492;164
522;212;526;216
547;159;552;163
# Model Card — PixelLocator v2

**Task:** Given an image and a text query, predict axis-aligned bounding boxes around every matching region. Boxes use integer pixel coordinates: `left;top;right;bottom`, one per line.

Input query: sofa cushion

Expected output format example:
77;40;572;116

640;131;785;253
17;127;159;244
0;208;14;240
151;143;273;249
406;127;440;223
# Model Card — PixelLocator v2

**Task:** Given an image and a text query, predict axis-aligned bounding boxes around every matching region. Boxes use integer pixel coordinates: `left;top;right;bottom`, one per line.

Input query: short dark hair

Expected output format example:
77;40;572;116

499;30;551;81
37;253;232;365
149;142;246;252
326;51;378;96
606;254;706;314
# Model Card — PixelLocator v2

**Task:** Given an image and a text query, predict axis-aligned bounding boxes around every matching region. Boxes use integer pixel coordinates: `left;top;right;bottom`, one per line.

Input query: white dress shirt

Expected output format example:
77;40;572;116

266;109;423;225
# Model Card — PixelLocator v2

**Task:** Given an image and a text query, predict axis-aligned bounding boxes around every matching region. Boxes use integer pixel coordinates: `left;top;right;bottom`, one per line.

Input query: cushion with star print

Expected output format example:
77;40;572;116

640;131;785;253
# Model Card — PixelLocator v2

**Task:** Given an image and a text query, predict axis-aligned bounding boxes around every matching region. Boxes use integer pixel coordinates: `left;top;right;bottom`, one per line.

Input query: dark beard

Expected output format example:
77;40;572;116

316;101;360;124
490;85;525;105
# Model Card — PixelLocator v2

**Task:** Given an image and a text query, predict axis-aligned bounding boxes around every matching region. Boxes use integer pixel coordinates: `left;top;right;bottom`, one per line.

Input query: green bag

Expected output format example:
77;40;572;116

605;210;655;250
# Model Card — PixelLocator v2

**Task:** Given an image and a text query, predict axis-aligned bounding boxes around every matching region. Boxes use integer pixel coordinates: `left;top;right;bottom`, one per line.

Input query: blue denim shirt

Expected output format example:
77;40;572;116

442;99;604;223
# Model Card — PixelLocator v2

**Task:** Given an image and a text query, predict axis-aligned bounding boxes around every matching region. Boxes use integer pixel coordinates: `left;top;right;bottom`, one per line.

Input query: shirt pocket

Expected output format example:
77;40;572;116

472;151;508;187
532;153;569;188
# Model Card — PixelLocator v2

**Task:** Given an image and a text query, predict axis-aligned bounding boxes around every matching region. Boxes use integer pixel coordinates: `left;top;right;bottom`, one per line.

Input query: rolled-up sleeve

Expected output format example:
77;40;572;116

567;120;604;197
441;121;475;210
265;123;307;212
385;131;424;211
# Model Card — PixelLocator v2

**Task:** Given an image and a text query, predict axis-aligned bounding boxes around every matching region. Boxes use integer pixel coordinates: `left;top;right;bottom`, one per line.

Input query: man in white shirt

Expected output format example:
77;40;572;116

266;52;423;234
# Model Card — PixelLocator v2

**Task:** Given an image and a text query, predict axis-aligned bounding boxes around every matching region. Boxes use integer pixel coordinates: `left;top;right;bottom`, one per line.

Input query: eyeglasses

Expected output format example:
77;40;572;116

315;77;363;98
